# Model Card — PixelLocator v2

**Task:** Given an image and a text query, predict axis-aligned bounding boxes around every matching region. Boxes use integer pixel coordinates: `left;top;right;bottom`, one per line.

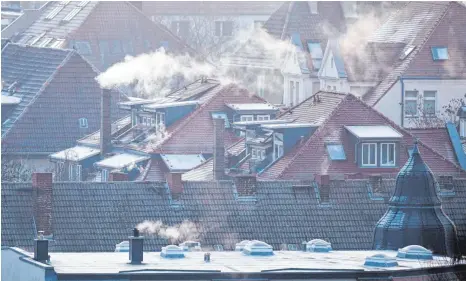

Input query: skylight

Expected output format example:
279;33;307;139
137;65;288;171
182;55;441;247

431;47;449;60
326;144;346;160
400;45;415;60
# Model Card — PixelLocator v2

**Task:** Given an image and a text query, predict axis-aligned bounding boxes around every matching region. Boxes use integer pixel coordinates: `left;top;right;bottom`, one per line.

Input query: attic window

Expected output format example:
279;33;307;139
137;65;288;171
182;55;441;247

307;41;323;70
326;144;346;160
431;47;449;60
62;7;82;23
437;175;454;194
79;118;88;128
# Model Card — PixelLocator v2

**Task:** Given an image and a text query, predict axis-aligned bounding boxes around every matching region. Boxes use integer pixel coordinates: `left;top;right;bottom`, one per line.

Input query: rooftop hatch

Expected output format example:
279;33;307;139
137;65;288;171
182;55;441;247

364;254;398;267
242;240;274;256
161;245;185;258
306;239;332;253
397;245;433;260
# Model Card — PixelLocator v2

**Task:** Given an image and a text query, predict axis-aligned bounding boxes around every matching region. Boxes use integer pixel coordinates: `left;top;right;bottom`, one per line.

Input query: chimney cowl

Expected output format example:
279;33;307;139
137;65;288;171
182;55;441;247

129;229;144;264
34;232;50;263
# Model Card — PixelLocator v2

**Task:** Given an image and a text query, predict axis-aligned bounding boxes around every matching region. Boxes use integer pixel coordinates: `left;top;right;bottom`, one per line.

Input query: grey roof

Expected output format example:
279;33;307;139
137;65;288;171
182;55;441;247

1;43;73;137
2;179;466;253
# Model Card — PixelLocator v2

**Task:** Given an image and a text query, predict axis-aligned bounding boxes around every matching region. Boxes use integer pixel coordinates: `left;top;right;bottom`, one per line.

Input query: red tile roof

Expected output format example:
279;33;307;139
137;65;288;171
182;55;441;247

409;127;457;164
260;92;465;180
363;2;466;106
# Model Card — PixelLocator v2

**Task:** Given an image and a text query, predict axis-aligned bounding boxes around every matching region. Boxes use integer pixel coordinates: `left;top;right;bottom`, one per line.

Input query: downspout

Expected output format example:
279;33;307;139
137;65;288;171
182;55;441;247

400;76;405;128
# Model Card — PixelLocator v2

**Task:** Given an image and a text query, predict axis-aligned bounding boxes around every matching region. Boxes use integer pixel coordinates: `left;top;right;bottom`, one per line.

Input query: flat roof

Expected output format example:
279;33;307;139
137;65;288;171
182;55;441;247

143;100;200;110
226;103;279;112
49;146;100;162
345;126;403;139
1;95;21;105
95;153;150;170
160;154;206;172
11;249;454;275
262;123;316;130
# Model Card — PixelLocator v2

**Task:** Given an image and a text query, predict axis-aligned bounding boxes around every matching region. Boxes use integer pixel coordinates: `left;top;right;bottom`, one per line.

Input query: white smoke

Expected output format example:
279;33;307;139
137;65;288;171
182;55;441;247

136;220;199;244
96;28;296;99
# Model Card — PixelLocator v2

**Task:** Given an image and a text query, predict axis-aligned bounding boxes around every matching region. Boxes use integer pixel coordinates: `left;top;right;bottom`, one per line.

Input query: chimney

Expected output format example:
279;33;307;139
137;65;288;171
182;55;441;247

166;172;183;198
109;172;129;182
234;174;257;196
213;118;225;180
129;228;144;264
100;89;112;156
34;231;49;263
32;173;53;236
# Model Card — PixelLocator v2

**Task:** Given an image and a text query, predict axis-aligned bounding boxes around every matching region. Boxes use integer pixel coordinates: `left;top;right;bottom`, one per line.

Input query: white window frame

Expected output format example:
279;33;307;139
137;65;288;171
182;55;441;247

251;148;257;159
289;80;295;106
257;74;265;97
274;133;284;161
156;112;166;130
257;115;270;121
361;143;377;167
240;115;254;122
68;164;75;181
76;164;82;182
404;90;419;117
295;81;300;105
260;150;265;160
423;91;437;116
214;21;233;37
380;143;396;167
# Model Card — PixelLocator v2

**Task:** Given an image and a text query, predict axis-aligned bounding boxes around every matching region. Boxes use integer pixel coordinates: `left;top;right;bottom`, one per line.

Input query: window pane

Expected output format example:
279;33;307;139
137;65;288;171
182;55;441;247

381;143;387;164
424;91;436;98
223;21;233;36
424;100;436;115
295;81;300;104
388;144;395;164
363;144;369;165
405;100;418;116
369;144;376;164
215;21;221;36
405;91;418;98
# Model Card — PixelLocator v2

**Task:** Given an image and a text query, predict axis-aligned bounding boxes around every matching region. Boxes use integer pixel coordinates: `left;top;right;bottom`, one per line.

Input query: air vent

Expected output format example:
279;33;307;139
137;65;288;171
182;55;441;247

235;240;251;251
306;239;332;252
242;240;273;256
364;254;398;267
397;245;433;260
115;241;129;252
161;245;185;258
179;241;201;252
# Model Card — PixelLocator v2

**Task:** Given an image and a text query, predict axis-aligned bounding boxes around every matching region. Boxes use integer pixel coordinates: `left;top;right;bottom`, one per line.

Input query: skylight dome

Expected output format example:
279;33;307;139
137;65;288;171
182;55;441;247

235;240;251;251
364;253;398;267
306;239;332;252
397;245;433;260
242;240;273;256
161;245;185;258
179;241;201;252
115;241;129;252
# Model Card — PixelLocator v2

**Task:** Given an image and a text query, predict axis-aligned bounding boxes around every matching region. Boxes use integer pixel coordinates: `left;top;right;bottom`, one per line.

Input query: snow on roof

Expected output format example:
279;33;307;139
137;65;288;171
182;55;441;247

1;95;21;105
95;153;150;170
49;146;100;162
143;100;200;110
226;103;279;111
160;154;206;172
233;119;294;127
262;123;316;129
345;126;403;139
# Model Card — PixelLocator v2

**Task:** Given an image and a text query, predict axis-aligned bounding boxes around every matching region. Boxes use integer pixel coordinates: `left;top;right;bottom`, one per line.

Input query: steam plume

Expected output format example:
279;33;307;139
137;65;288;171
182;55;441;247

136;220;199;244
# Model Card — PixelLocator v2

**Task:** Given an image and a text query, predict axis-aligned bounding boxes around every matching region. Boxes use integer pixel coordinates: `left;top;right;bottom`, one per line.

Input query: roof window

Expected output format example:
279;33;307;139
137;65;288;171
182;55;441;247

397;245;433;260
161;245;185;258
235;240;251;251
431;47;449;60
306;239;332;252
242;240;274;256
179;241;201;252
364;254;398;267
115;241;129;252
79;118;88;128
326;144;346;160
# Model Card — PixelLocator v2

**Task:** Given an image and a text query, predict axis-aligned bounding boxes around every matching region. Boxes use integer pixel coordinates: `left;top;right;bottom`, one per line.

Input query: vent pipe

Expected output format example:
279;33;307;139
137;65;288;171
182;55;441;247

129;228;144;264
34;231;49;263
100;89;112;156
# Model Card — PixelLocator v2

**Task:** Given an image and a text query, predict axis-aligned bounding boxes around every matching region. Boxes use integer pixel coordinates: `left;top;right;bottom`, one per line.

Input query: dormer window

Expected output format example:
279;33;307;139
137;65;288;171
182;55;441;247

240;115;253;122
431;47;449;60
362;143;377;167
273;132;284;160
156;112;165;128
257;115;270;121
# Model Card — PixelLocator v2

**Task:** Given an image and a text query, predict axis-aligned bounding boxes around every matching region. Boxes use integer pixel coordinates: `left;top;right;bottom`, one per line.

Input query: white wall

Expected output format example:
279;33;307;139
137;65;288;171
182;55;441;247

374;79;466;128
1;248;53;281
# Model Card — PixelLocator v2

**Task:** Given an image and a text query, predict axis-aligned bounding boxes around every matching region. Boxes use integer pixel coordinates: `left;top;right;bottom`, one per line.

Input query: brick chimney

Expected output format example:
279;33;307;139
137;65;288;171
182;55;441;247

100;89;112;156
109;172;129;182
32;173;53;236
234;174;257;196
166;172;183;198
213;118;225;180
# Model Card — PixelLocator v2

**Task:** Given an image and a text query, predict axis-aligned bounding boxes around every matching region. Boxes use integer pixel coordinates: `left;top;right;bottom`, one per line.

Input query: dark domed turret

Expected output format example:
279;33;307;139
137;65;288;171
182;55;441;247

373;142;459;257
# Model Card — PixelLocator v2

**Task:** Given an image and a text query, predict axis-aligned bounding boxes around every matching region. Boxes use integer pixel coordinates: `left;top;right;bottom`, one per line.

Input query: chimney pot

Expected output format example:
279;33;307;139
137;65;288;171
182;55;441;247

34;233;49;263
129;230;144;264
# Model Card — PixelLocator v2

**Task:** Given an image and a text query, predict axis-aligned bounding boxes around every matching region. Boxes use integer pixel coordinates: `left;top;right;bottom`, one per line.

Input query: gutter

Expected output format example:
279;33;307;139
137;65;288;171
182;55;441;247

400;76;405;128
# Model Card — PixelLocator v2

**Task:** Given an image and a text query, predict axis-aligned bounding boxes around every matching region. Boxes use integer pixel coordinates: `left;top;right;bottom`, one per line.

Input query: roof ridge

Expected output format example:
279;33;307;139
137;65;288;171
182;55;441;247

2;49;76;139
275;93;352;178
363;2;452;106
5;42;74;53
